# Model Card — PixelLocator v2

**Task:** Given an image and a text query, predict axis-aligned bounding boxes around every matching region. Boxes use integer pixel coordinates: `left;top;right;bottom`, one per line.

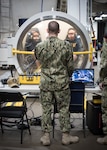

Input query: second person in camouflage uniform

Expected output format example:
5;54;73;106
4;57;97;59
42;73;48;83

35;21;79;146
97;33;107;145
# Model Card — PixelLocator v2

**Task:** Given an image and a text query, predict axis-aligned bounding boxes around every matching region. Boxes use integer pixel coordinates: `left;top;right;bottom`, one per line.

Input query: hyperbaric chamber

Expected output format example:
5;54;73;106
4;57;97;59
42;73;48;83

13;11;92;75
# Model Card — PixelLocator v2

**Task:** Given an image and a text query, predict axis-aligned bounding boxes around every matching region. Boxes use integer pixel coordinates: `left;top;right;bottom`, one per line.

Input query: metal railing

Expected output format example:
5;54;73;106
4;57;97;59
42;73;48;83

12;43;94;61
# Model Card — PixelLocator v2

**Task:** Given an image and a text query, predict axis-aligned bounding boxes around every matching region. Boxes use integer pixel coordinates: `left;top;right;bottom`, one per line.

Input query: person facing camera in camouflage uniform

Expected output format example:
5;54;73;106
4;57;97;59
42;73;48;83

97;33;107;145
34;21;79;146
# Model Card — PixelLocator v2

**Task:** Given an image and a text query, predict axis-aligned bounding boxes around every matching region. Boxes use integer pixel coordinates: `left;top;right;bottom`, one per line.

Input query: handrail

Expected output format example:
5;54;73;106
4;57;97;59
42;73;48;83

12;43;94;61
12;48;34;55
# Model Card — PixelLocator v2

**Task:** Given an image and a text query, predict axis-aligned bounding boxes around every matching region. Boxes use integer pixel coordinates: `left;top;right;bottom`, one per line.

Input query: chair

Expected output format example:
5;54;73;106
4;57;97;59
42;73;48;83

69;81;85;137
52;81;85;138
0;91;31;144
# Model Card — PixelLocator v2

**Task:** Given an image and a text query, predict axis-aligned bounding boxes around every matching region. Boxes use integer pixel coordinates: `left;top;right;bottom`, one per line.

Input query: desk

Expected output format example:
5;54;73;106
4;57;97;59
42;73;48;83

0;84;40;94
85;86;101;93
0;83;101;94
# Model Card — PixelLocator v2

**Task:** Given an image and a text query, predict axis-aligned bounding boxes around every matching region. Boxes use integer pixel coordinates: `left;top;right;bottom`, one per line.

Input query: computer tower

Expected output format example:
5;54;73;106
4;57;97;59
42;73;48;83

86;100;103;135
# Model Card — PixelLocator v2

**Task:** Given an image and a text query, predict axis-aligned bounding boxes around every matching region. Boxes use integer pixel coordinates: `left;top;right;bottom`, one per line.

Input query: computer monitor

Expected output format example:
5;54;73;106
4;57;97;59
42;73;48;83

71;68;95;87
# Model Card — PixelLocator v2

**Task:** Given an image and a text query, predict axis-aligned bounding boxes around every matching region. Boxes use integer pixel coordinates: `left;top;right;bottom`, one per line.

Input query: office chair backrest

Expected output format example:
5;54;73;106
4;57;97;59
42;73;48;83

69;82;85;113
0;92;23;102
0;91;31;144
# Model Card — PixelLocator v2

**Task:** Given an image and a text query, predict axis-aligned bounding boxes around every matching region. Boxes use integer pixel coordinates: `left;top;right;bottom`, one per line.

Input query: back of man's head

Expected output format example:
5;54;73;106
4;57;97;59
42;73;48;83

48;21;59;34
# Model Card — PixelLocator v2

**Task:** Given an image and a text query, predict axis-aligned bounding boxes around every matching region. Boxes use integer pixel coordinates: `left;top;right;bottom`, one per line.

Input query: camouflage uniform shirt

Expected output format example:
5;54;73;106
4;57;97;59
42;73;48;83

99;41;107;83
35;37;74;91
99;41;107;134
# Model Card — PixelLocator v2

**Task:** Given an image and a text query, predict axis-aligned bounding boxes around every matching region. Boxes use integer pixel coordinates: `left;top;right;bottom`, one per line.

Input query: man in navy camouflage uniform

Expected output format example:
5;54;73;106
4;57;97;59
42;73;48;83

35;21;79;146
97;33;107;144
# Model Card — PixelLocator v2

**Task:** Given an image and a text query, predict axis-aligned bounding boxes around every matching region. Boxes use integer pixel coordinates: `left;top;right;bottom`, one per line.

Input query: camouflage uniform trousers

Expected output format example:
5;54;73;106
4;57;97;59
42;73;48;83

101;86;107;134
40;88;71;133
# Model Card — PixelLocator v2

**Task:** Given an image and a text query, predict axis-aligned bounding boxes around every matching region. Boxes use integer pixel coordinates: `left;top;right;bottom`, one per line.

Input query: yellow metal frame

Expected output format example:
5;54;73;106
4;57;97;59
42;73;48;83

12;48;34;55
12;44;94;85
73;43;94;61
12;43;94;61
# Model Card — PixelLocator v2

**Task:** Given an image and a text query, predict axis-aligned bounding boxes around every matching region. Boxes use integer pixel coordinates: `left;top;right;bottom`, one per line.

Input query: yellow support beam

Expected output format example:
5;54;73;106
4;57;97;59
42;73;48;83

12;48;34;55
73;42;94;61
12;43;94;61
74;51;91;54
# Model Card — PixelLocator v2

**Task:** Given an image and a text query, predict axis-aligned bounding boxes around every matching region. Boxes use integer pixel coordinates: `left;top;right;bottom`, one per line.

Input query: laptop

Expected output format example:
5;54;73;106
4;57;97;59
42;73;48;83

71;68;96;88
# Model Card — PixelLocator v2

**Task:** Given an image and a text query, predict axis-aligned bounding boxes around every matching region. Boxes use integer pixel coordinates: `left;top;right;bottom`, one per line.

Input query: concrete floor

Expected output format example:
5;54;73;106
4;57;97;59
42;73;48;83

0;116;106;150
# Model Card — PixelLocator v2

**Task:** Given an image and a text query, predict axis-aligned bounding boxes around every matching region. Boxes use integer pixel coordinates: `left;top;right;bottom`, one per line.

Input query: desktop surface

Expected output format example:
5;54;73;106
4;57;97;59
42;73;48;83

0;82;101;94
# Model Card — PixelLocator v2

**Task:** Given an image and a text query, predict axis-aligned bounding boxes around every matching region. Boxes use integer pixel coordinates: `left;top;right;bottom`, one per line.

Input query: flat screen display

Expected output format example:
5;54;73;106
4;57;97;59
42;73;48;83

71;69;95;87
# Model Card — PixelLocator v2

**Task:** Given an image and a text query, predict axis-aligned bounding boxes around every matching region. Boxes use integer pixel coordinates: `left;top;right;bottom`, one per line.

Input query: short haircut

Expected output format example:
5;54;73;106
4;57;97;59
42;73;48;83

67;27;76;34
48;21;59;34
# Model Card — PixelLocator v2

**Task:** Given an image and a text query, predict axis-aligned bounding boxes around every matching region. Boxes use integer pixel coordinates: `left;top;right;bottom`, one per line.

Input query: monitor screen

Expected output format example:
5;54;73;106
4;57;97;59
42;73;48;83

71;69;94;84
